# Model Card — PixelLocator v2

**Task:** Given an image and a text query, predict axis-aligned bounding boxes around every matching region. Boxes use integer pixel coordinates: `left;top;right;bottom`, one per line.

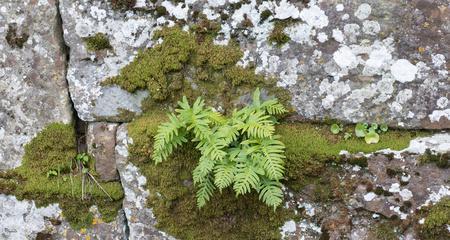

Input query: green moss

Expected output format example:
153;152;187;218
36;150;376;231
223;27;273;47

268;21;291;46
419;149;449;168
260;9;272;23
5;24;29;48
110;0;136;10
127;113;294;240
126;111;423;238
371;221;398;240
103;25;290;114
277;123;425;191
420;198;450;240
84;33;112;51
0;123;123;229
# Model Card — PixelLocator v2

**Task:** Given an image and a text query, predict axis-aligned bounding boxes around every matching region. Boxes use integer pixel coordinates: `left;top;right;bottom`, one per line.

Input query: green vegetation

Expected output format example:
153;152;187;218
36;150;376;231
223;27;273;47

0;123;123;229
110;0;136;10
371;221;398;240
419;149;449;168
5;24;29;48
126;103;422;239
268;21;291;46
330;122;390;144
278;122;424;191
153;89;287;209
83;33;112;51
419;198;450;239
103;25;290;114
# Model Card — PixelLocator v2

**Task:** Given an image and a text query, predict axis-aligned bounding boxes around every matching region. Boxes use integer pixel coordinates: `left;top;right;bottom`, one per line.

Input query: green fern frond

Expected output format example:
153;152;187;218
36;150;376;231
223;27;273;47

193;155;215;184
233;162;260;195
196;174;215;208
214;160;236;190
261;99;287;115
152;113;186;164
259;137;285;180
207;109;226;125
258;178;283;210
239;111;274;139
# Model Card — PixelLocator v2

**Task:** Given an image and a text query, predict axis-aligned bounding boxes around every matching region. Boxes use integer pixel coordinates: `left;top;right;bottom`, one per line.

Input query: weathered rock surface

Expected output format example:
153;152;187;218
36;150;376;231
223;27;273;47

58;0;448;128
59;0;152;121
87;122;119;181
115;124;175;240
0;194;127;239
0;0;73;170
281;133;450;239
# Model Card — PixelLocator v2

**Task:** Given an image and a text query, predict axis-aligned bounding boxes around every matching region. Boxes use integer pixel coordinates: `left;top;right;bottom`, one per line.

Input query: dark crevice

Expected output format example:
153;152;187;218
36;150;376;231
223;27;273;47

54;3;130;239
54;0;87;153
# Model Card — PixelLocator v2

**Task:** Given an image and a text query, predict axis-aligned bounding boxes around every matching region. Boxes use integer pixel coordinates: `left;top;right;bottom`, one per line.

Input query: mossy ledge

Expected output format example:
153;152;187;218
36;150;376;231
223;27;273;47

418;197;450;240
127;111;424;239
102;25;291;114
0;123;124;229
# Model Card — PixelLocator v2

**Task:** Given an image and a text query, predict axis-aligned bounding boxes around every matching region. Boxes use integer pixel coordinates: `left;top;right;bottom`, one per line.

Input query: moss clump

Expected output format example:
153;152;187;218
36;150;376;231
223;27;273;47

419;149;449;168
103;25;290;114
260;9;272;23
371;221;398;240
5;24;29;48
126;110;423;238
127;112;293;240
268;21;291;46
0;123;123;229
419;198;450;240
84;33;112;51
110;0;136;10
277;123;424;191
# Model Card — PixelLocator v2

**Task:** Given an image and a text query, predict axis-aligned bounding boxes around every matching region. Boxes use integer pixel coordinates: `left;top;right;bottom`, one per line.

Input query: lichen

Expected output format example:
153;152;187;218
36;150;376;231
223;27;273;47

126;110;423;237
83;33;112;51
419;197;450;240
5;23;29;48
0;123;123;229
103;25;291;114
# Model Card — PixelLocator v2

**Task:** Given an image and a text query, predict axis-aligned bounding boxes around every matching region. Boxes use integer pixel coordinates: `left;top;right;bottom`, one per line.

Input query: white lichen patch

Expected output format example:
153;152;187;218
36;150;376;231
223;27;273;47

280;220;297;238
274;0;300;20
355;3;372;20
390;59;418;83
362;20;380;35
436;97;449;109
299;5;329;29
431;54;446;68
333;45;358;70
364;192;377;201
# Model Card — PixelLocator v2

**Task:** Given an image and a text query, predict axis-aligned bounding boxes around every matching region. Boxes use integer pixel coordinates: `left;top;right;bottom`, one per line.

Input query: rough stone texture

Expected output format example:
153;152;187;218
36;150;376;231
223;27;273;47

0;194;127;239
87;122;119;181
58;0;448;128
281;133;450;239
116;124;175;240
59;0;152;121
0;0;73;170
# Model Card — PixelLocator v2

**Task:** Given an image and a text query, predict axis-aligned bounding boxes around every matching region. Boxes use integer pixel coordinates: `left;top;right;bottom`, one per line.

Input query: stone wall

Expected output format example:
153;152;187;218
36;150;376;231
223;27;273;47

0;0;449;239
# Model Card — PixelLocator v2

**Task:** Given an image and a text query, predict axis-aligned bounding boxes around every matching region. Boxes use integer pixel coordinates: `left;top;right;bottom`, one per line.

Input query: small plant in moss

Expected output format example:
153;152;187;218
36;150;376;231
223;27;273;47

0;123;123;229
83;33;112;51
268;21;291;46
330;123;343;134
152;89;287;209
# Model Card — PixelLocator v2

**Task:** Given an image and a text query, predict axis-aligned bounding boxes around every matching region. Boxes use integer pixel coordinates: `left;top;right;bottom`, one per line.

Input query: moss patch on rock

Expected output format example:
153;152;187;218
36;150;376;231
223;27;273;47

268;21;291;46
0;123;123;229
103;25;290;114
419;197;450;240
126;111;423;239
277;122;424;191
83;33;112;51
110;0;136;10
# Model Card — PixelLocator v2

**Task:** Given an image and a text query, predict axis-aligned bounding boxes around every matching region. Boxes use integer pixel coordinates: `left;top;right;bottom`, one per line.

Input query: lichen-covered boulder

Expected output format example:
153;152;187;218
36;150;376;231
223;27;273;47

0;0;73;170
59;0;153;121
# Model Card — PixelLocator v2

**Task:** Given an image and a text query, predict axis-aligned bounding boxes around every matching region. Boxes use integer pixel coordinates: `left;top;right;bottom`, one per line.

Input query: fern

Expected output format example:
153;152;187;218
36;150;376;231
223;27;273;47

152;89;287;209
